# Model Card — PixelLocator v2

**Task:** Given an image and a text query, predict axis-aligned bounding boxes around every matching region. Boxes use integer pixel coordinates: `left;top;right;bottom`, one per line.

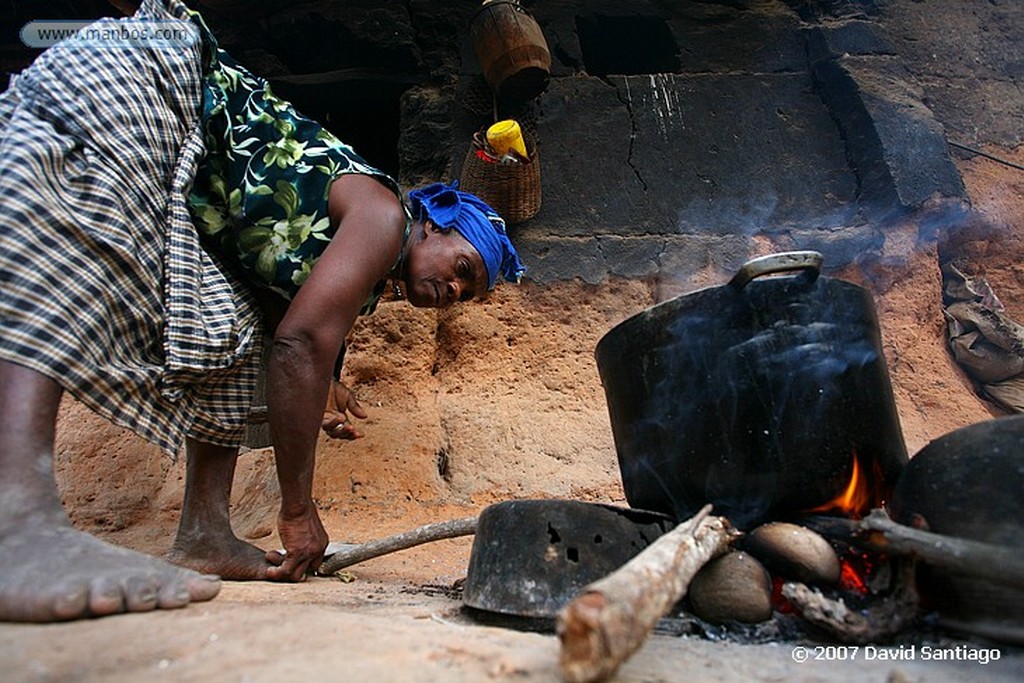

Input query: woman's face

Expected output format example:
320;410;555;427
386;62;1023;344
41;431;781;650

401;221;489;308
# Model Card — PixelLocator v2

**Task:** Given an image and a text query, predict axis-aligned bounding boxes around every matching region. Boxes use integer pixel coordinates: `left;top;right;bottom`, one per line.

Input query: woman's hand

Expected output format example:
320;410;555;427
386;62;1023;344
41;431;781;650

265;506;329;581
321;380;368;439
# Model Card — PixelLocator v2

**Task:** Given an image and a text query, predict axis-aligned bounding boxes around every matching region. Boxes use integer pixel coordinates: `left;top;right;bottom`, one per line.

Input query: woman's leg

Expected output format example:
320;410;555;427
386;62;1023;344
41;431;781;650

0;360;221;622
167;439;278;579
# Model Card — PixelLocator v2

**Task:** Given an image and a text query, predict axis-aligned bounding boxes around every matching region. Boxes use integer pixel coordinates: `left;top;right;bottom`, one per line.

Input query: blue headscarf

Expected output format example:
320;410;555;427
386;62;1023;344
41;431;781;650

407;182;526;290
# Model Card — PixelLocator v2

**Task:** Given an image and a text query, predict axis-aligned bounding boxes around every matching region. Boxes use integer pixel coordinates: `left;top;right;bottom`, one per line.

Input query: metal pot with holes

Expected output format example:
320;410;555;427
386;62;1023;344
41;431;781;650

462;499;673;619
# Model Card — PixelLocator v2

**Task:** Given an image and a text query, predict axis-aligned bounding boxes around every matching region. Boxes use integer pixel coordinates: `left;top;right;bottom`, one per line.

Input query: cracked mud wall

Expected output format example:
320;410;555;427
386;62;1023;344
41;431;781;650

312;279;653;512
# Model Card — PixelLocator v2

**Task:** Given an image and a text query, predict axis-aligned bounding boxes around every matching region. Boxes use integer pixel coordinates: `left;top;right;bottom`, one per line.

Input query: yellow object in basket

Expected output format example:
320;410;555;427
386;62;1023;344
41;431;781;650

486;120;528;159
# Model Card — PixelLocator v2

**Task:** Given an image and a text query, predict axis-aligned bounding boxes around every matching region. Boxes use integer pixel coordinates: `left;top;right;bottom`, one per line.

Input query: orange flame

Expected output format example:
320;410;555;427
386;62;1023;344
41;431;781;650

808;452;872;518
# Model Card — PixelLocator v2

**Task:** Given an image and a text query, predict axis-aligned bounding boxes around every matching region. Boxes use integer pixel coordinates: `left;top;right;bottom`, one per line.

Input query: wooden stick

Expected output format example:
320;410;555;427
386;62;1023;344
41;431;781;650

317;516;478;575
804;508;1024;590
556;506;734;683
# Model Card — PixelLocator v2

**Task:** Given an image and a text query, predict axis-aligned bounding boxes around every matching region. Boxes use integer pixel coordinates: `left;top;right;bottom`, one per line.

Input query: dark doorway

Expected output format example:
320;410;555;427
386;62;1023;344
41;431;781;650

577;15;680;76
270;79;405;179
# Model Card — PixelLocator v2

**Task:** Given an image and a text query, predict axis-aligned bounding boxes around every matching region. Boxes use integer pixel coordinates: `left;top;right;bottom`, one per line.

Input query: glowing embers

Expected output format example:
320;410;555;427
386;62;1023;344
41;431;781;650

838;549;877;596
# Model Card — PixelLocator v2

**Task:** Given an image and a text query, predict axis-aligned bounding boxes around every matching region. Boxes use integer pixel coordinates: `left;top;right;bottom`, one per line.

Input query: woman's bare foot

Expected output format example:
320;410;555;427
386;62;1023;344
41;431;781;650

0;363;220;623
166;530;279;580
0;522;221;622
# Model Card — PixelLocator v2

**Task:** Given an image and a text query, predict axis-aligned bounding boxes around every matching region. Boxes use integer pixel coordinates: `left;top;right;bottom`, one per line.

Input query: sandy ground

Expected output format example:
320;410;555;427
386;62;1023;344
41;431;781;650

4;580;1021;683
4;3;1024;681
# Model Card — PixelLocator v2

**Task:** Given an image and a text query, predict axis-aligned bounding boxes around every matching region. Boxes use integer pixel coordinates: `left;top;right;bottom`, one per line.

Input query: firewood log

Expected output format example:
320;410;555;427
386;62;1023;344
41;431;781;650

556;506;735;683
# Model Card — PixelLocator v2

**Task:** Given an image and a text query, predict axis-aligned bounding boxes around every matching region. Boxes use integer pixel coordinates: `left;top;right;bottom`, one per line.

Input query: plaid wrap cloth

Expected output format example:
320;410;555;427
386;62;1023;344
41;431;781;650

0;0;263;455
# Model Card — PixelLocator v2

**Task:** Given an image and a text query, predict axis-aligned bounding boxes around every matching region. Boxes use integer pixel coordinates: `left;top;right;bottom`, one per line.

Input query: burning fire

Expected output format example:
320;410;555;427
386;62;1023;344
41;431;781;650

763;451;892;612
807;451;873;519
800;452;882;598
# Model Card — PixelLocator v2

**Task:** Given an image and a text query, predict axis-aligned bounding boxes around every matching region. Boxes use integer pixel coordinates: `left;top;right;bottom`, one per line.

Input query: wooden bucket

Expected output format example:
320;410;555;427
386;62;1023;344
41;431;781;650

470;1;551;104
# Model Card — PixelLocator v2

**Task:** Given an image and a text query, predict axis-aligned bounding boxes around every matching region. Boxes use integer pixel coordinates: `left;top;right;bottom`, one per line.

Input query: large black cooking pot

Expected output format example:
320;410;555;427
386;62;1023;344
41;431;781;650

595;252;908;529
889;416;1024;644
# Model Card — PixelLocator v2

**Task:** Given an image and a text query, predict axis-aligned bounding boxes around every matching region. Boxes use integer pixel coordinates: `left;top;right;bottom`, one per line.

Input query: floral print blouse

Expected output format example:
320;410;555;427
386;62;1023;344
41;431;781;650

187;41;408;313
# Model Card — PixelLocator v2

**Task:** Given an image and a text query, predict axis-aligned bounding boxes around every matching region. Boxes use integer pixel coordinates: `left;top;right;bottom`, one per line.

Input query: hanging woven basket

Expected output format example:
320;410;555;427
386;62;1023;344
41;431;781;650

459;141;541;226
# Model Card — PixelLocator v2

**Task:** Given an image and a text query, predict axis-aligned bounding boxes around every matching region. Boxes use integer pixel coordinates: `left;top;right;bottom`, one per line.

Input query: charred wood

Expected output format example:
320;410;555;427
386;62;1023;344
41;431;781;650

780;560;919;644
802;508;1024;590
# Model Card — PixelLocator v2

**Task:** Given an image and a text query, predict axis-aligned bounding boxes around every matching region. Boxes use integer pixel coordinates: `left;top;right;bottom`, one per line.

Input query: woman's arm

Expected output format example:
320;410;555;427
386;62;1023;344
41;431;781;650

263;174;406;580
